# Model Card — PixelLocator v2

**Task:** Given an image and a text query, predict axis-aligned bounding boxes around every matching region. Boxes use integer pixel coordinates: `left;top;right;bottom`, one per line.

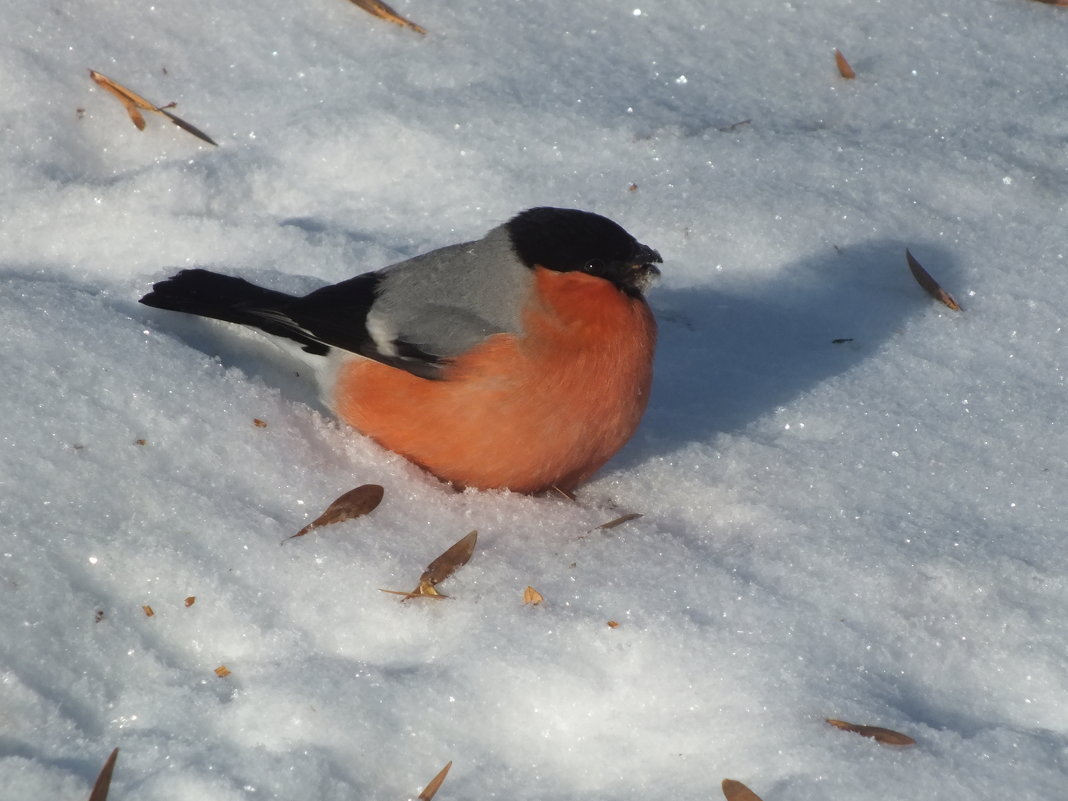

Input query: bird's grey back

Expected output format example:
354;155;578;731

369;224;532;360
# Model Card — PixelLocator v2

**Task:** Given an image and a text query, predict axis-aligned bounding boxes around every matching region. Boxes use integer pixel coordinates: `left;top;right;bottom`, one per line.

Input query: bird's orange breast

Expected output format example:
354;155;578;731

332;267;656;493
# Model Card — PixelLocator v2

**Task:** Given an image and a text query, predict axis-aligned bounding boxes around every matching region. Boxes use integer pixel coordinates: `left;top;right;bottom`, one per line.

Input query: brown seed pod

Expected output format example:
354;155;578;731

346;0;426;34
288;484;385;539
88;748;119;801
826;718;916;746
722;778;765;801
906;249;961;311
420;530;478;588
523;586;544;605
88;69;217;145
418;761;452;800
381;530;479;600
835;49;856;79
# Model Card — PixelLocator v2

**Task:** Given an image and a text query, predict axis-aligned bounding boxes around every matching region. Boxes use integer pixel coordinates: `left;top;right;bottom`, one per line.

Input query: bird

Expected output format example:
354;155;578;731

139;207;662;494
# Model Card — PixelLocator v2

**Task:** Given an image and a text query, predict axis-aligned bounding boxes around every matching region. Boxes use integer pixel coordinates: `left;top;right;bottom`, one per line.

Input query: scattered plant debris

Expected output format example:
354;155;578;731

215;665;231;678
607;620;620;628
418;761;452;800
288;484;385;540
826;718;916;746
380;530;478;600
345;0;426;34
142;605;155;617
906;249;961;311
184;596;196;607
835;48;856;79
89;69;217;146
523;586;544;605
597;512;643;530
94;609;105;623
1030;0;1068;6
721;778;764;801
831;338;854;345
718;119;752;132
253;418;267;428
88;748;119;801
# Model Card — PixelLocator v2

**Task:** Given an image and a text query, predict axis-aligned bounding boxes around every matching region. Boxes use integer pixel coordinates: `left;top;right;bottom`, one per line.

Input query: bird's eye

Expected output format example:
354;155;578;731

583;259;604;273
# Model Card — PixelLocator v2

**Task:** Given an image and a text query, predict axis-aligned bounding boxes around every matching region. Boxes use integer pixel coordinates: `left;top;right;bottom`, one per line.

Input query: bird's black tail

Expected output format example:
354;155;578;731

139;269;328;354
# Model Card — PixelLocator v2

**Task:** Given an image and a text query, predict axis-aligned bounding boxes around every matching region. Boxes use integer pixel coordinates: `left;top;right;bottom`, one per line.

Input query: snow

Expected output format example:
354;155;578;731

2;0;1068;799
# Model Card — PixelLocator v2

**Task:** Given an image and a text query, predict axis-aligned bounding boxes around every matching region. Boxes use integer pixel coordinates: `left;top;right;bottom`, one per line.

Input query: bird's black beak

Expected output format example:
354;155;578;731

628;242;662;294
634;243;663;268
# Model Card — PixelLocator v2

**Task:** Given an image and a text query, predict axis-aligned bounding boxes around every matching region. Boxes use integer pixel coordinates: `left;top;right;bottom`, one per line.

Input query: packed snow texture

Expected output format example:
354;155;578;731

2;1;1067;799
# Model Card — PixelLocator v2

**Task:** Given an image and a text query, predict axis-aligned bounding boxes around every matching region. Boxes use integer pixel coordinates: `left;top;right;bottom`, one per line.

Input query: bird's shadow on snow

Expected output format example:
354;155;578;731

621;239;962;464
128;271;331;415
125;239;962;476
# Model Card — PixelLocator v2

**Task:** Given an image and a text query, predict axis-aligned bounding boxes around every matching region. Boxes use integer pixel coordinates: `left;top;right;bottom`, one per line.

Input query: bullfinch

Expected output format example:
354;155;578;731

140;207;662;493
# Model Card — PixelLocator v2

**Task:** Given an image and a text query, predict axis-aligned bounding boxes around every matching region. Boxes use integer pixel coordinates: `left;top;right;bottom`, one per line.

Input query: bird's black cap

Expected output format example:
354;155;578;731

506;207;662;297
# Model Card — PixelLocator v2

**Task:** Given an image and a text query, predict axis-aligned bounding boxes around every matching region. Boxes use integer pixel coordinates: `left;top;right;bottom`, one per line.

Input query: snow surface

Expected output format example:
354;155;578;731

2;0;1068;799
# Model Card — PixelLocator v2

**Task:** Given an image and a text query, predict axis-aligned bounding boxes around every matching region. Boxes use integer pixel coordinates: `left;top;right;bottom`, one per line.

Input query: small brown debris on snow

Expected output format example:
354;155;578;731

523;586;544;605
88;748;119;801
345;0;426;34
89;69;217;146
721;778;765;801
550;485;578;501
418;761;453;800
835;48;856;79
826;718;916;746
420;530;477;587
381;530;478;600
906;248;962;311
288;484;385;539
597;512;643;530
